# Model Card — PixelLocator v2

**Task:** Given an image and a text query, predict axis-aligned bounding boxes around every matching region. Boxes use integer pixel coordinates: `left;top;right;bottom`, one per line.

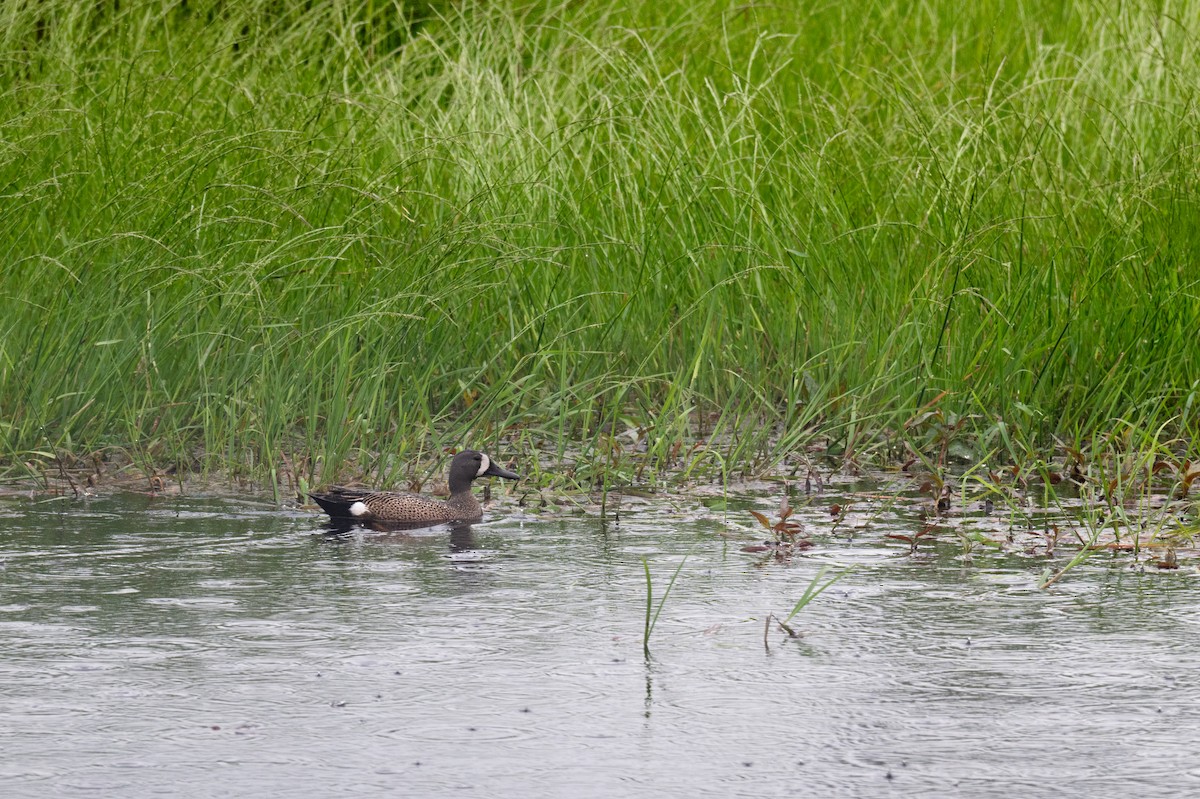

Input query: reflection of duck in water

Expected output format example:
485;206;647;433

319;518;481;553
309;450;519;525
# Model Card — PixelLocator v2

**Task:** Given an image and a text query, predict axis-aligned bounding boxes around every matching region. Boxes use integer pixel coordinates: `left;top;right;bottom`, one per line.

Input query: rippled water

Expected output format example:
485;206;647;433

3;489;1200;798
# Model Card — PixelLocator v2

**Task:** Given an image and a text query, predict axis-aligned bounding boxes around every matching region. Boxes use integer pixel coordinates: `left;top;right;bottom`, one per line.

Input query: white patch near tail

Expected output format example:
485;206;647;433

476;453;490;477
349;501;369;517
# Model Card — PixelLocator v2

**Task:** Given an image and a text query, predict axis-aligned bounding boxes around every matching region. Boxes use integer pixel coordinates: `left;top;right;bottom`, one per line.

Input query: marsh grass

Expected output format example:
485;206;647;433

2;1;1199;488
761;565;852;649
642;552;689;657
783;565;850;623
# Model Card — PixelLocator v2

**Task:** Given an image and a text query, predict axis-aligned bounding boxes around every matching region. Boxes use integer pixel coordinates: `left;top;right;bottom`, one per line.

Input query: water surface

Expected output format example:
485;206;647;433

2;490;1199;797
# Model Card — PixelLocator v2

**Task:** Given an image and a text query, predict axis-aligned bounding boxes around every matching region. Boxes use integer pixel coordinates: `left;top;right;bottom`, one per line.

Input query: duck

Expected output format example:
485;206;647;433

309;450;519;524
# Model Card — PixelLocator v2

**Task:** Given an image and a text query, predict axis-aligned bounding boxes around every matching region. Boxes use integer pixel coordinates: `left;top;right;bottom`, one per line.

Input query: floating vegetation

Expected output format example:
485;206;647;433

741;495;812;558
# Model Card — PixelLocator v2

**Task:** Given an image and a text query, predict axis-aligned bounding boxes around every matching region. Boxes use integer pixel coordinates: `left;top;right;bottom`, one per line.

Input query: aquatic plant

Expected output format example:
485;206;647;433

765;565;852;648
742;494;812;556
1038;529;1103;589
885;522;940;556
642;554;689;657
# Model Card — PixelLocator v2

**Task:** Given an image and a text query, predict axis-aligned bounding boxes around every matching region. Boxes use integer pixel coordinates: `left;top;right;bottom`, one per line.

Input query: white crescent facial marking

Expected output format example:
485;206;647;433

349;501;369;517
476;453;490;477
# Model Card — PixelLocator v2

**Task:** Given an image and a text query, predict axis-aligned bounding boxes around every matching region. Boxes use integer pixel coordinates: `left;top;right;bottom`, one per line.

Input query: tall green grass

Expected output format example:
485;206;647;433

2;0;1198;487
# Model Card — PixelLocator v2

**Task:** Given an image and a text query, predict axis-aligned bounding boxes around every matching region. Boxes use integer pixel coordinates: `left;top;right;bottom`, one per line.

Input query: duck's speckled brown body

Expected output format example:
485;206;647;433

310;450;519;524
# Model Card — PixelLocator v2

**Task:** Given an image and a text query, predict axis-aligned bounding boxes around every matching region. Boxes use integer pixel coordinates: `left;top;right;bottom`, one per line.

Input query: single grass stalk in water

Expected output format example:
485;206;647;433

784;565;852;625
642;554;689;658
1039;526;1104;590
765;565;853;649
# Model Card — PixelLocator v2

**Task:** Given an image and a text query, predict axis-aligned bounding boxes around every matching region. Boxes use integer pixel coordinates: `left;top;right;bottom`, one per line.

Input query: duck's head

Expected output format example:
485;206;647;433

448;450;519;493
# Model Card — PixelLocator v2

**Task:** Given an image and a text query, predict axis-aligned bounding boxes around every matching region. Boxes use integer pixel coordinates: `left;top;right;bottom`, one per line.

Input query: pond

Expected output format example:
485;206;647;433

3;486;1200;798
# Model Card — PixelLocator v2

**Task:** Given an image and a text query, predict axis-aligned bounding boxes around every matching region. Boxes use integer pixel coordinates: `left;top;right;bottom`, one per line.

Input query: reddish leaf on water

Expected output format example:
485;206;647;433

748;510;773;530
1175;461;1200;498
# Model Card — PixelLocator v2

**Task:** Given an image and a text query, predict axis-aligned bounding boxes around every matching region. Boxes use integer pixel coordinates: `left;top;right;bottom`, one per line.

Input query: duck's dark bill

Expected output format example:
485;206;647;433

483;462;519;480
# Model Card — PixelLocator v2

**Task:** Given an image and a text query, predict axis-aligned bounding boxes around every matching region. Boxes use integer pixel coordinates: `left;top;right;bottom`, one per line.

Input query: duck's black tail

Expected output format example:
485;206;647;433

309;486;370;519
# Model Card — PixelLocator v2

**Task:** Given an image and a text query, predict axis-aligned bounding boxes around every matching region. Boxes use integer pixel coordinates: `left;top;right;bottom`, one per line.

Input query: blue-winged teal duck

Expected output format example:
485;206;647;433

309;450;519;524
